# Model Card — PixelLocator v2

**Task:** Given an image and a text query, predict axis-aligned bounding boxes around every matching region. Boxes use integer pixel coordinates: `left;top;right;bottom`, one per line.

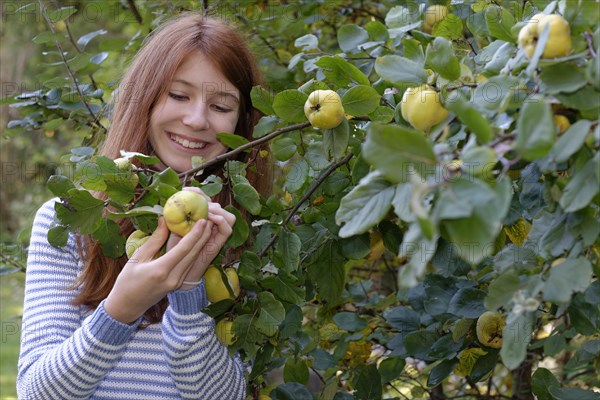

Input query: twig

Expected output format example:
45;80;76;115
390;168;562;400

127;0;143;24
38;0;107;133
585;31;597;58
258;152;353;257
177;122;312;178
0;253;27;273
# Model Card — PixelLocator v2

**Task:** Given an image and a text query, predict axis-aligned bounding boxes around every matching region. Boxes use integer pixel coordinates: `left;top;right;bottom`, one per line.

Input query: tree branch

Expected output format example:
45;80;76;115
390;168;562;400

38;0;107;133
0;253;27;273
258;152;354;257
177;121;312;178
127;0;143;24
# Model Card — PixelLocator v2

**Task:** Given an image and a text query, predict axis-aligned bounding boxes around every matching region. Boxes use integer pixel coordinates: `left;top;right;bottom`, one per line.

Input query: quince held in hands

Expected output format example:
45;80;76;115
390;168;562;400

113;157;139;188
476;311;506;349
423;5;449;34
304;89;345;129
125;230;151;259
215;319;235;346
163;190;208;237
400;85;449;132
518;13;572;59
204;265;240;303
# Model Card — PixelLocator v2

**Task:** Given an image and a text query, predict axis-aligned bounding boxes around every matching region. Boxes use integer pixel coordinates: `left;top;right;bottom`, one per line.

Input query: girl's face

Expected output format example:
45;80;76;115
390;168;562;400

149;52;241;172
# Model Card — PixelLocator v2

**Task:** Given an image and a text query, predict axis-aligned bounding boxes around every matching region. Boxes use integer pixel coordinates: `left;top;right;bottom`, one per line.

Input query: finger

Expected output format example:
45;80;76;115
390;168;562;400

182;186;211;202
170;220;217;282
207;213;233;245
156;219;213;273
132;217;169;261
208;203;236;227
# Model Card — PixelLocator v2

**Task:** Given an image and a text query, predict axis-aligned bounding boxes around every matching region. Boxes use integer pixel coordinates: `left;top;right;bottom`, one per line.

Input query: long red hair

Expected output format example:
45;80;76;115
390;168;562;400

73;13;271;324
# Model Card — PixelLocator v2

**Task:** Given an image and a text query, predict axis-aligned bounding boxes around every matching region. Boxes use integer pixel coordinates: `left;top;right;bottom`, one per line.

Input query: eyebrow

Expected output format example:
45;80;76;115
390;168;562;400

172;79;240;103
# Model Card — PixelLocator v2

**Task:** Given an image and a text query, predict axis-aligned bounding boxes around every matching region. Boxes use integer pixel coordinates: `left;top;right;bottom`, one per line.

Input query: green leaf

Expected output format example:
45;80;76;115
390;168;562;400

272;89;308;123
516;96;555;161
404;331;439;361
256;291;285;337
47;175;76;197
550;120;592;163
77;29;107;49
442;177;512;265
54;191;104;235
336;171;395;238
425;37;461;81
485;5;515;42
280;306;303;340
315;55;370;87
271;137;297;162
284;158;308;193
270;383;313;400
283;358;309;385
500;313;534;370
333;312;367;331
89;52;109;65
368;106;395;123
337;24;369;53
428;359;458;387
216;132;249;150
362;124;437;183
559;154;600;212
232;183;261;215
365;20;389;42
250;86;275;115
540;64;588;94
304;141;329;172
485;270;522;310
265;272;305;304
224;206;248;249
253;115;279;138
46;6;77;22
107;205;163;220
374;55;428;87
444;91;492;143
341;85;380;116
472;76;520;114
294;34;319;51
448;288;487;318
379;357;406;384
232;314;262;358
94;219;125;258
323;119;350;159
432;14;464;40
543;258;593;304
276;230;301;272
351;365;382;400
548;387;600;400
305;241;346;304
48;225;69;248
470;350;499;381
32;31;62;44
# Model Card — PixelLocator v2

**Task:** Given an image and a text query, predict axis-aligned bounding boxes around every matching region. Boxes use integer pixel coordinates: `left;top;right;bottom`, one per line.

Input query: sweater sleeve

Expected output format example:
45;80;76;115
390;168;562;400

162;283;246;399
17;199;142;400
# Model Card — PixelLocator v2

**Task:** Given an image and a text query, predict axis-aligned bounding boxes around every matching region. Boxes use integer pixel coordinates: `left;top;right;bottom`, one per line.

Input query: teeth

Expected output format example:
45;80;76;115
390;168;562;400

170;134;207;149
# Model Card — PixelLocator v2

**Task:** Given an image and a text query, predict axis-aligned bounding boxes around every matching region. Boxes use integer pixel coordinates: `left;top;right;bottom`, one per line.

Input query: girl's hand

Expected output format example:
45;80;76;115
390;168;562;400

166;187;236;288
104;216;214;324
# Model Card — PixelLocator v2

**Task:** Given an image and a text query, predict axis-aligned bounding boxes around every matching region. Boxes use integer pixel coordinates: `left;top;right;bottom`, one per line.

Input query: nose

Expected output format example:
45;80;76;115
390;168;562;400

182;102;210;130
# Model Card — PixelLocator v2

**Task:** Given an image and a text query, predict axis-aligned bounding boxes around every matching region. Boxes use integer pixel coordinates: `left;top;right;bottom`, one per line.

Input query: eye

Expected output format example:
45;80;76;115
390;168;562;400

168;92;188;101
211;104;233;113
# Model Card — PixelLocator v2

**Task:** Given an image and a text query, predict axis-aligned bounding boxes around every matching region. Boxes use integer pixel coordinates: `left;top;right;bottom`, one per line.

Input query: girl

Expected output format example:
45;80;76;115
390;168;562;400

18;13;268;399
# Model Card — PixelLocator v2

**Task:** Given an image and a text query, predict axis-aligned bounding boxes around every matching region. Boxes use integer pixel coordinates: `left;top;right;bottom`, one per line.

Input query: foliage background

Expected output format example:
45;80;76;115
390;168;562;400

1;0;599;399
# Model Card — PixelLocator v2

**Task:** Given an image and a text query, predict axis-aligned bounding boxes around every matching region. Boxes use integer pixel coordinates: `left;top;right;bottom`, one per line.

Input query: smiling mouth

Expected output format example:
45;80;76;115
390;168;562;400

169;133;207;149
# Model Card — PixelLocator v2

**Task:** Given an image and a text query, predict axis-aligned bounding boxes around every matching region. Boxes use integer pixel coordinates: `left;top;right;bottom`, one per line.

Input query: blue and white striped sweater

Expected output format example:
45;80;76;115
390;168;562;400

18;199;246;399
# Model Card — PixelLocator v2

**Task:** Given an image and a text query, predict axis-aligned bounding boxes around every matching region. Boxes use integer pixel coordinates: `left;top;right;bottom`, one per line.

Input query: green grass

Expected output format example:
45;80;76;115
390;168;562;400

0;273;24;400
